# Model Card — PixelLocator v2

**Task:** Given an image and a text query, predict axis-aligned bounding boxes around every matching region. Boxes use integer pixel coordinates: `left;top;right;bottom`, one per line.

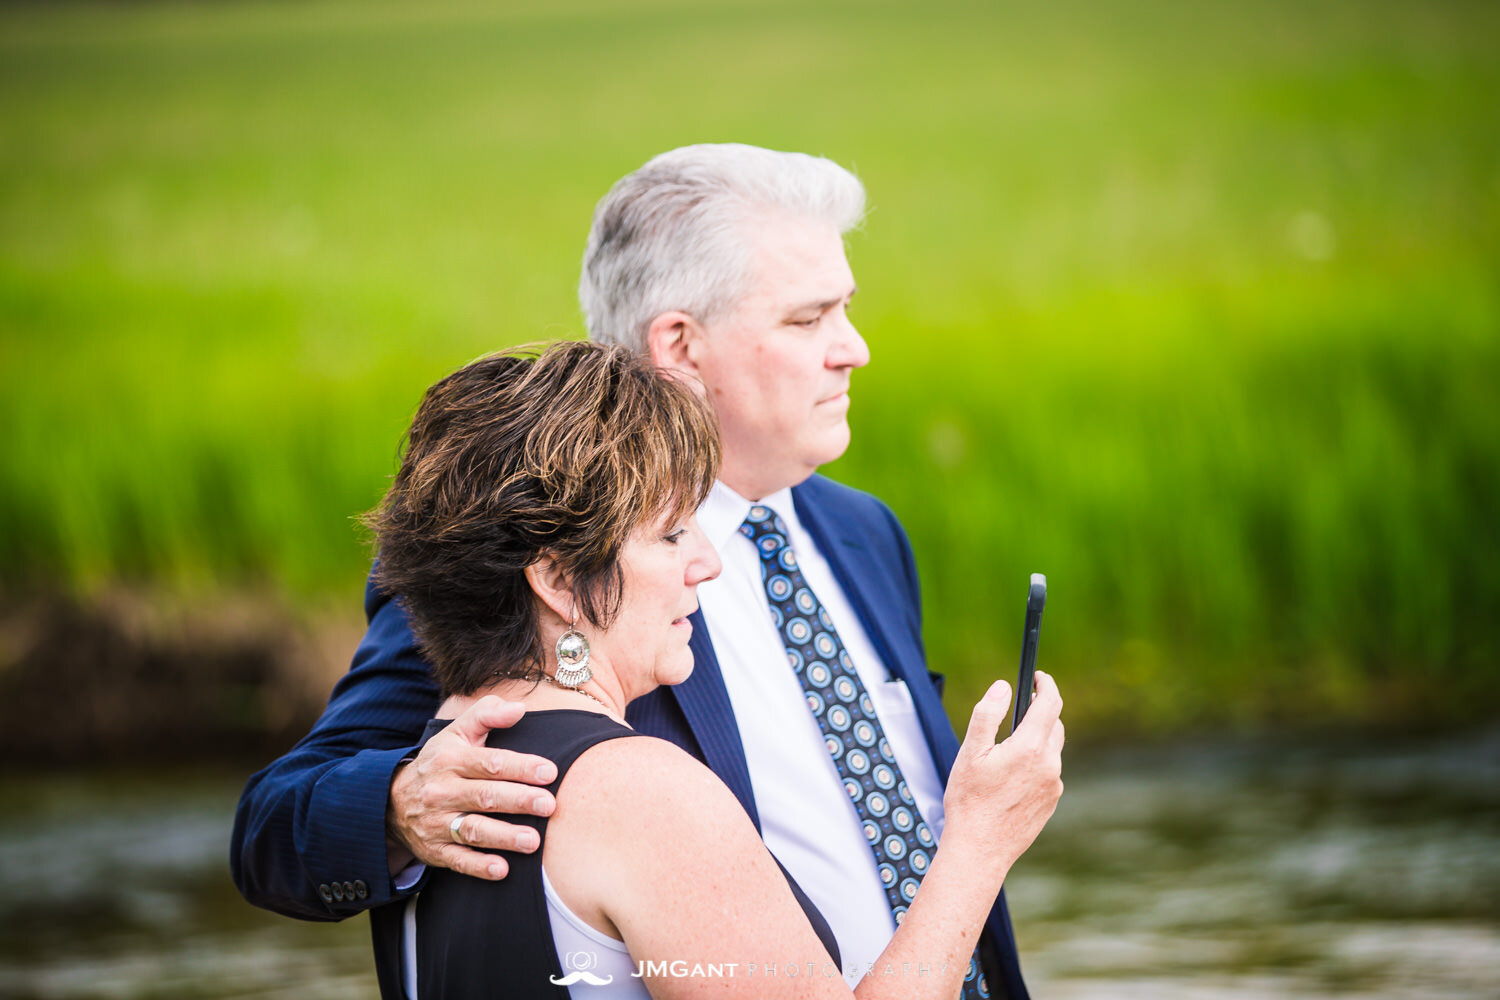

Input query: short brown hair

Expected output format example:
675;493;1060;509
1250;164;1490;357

364;341;720;696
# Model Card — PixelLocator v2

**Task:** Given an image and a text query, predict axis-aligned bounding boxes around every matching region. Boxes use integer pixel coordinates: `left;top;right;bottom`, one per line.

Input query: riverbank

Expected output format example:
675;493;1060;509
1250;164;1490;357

1;589;1492;767
0;590;361;765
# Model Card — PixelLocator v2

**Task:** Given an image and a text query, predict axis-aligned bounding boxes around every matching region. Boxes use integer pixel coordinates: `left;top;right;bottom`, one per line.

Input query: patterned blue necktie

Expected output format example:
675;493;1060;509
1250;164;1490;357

740;505;991;999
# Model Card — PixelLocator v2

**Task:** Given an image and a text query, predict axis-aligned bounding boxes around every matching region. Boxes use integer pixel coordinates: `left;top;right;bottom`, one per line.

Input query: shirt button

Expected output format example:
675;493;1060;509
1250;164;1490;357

318;884;334;903
354;880;369;900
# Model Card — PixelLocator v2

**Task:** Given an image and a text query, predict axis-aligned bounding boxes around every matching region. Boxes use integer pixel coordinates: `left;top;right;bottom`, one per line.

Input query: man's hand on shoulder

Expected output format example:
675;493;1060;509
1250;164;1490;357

386;695;558;881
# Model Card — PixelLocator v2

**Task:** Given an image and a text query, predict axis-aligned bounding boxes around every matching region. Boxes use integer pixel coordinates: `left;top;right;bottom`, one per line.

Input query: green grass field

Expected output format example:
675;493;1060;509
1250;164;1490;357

2;0;1497;732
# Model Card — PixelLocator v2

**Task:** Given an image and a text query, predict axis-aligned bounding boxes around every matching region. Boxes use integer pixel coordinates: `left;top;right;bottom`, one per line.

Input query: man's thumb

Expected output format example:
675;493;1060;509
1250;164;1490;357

447;695;525;746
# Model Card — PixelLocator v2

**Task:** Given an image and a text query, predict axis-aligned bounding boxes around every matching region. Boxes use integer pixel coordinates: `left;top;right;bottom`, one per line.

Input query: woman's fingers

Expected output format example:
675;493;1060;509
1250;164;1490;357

962;679;1012;751
1016;670;1063;740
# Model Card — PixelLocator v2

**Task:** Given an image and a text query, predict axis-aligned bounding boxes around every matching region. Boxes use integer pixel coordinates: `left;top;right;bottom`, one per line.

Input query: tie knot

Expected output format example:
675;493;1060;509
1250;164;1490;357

738;505;797;566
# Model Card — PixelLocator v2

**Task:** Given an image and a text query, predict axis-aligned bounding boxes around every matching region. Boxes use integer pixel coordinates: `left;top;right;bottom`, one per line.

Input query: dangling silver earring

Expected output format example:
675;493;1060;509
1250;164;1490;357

553;614;592;688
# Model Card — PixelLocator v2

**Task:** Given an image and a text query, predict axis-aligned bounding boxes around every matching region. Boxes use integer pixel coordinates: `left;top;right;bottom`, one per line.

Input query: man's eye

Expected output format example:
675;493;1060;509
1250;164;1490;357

792;316;820;328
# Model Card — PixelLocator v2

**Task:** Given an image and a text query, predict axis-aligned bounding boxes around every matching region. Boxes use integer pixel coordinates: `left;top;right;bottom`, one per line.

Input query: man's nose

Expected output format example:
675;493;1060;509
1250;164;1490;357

829;313;870;370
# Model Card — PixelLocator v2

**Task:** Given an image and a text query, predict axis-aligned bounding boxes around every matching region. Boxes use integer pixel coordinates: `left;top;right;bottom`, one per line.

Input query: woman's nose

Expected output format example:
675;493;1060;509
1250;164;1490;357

687;523;722;585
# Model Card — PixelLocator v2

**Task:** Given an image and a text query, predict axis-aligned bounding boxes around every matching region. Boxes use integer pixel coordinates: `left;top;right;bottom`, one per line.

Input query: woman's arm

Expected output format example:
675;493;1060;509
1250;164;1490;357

545;672;1064;1000
847;671;1065;1000
545;734;848;999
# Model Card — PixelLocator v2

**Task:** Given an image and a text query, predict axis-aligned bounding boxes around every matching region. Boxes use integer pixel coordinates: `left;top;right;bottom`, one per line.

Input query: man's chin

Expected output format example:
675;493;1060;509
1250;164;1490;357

742;425;853;495
808;423;853;468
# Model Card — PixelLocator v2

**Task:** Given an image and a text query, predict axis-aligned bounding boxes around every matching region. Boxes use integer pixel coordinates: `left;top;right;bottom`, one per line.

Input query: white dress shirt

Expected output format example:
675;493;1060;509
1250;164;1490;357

696;481;947;983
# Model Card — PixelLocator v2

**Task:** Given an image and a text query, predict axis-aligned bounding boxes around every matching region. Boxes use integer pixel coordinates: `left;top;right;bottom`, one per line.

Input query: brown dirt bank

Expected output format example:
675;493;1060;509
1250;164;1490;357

1;590;1485;767
0;589;363;766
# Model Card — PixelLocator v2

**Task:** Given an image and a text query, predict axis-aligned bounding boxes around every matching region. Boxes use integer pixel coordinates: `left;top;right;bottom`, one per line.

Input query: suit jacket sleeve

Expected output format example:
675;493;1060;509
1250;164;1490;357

230;571;440;920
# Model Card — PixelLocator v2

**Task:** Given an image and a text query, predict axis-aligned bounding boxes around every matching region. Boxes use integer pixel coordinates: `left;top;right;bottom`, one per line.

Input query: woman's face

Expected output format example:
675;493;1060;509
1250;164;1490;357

601;511;722;698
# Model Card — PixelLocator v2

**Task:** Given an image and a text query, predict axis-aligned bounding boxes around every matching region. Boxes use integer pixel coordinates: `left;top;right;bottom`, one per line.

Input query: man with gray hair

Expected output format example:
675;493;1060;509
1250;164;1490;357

233;144;1038;998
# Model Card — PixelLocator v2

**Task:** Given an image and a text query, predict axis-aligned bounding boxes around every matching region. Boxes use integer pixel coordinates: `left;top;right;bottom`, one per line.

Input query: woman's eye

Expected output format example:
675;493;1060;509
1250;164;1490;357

664;529;687;544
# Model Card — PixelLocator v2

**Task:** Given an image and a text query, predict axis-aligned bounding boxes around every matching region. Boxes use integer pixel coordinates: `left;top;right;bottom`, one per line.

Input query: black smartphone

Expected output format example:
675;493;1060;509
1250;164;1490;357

1010;573;1047;734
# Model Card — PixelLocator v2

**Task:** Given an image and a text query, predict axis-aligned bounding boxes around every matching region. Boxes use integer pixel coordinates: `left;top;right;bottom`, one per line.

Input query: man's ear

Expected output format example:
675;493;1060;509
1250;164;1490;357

646;310;703;377
524;556;575;625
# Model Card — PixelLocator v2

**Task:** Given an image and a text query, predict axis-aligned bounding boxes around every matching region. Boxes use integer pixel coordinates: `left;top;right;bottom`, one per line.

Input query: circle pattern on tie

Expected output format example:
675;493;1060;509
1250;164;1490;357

738;504;990;998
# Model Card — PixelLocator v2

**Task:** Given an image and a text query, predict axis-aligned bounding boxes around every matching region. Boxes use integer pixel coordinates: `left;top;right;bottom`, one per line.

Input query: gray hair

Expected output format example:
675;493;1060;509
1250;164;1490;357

580;143;866;352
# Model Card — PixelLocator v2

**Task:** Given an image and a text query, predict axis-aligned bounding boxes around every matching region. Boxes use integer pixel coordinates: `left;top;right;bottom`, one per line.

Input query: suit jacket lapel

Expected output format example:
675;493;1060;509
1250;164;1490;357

668;609;762;831
660;481;964;835
793;483;963;783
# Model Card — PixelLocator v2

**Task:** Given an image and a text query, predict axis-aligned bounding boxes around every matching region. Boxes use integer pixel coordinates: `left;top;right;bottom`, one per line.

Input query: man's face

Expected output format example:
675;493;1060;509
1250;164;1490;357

686;213;869;500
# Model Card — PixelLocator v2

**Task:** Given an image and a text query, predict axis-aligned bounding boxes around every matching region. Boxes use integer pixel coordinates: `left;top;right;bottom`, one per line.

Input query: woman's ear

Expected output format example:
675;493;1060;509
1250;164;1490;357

524;556;575;625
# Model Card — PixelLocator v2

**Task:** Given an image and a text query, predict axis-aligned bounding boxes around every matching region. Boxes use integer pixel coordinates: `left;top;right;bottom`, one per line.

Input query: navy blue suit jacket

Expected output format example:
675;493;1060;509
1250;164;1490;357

231;474;1028;999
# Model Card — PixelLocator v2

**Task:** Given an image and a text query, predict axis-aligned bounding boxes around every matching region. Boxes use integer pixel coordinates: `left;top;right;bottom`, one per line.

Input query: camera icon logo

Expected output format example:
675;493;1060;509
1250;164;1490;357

549;950;613;986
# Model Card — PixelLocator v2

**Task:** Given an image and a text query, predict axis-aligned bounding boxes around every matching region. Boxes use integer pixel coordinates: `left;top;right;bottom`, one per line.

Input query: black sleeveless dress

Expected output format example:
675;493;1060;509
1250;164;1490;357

370;709;841;999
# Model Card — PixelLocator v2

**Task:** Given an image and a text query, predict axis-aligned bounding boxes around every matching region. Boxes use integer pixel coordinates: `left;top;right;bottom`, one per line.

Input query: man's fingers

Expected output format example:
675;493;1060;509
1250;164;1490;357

439;775;556;817
449;746;557;786
417;813;542;874
444;695;526;747
431;844;511;882
453;814;543;854
962;679;1012;749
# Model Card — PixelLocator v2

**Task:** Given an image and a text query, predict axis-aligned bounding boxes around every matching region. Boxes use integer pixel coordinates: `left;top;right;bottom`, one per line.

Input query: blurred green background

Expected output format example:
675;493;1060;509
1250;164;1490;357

2;0;1497;738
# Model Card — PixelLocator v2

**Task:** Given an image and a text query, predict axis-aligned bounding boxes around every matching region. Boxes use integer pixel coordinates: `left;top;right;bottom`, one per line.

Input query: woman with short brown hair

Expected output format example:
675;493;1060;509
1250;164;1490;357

366;341;1064;1000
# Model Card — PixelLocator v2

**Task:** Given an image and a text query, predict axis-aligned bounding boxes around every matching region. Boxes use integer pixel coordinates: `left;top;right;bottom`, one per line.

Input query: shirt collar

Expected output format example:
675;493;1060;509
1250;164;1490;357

698;480;798;552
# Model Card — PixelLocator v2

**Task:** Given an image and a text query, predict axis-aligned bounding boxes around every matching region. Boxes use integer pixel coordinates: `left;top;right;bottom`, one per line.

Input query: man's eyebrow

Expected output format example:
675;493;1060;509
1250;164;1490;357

787;287;858;315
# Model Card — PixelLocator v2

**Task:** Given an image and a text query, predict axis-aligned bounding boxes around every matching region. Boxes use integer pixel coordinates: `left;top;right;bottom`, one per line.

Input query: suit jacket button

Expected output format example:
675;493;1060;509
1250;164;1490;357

318;884;334;903
354;880;369;900
331;882;345;901
343;881;356;900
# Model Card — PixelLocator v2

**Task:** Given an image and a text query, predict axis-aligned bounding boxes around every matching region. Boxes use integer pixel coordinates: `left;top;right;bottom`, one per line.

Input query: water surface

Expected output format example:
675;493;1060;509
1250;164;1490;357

2;727;1496;998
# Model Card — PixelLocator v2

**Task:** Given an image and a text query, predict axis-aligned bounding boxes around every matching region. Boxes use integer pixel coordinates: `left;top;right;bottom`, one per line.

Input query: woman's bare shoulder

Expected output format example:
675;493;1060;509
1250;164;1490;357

544;730;767;926
561;732;746;828
551;734;846;1000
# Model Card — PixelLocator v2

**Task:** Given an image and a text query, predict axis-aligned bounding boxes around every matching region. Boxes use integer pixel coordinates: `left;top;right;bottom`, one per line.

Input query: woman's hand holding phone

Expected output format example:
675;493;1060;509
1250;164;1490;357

942;671;1065;880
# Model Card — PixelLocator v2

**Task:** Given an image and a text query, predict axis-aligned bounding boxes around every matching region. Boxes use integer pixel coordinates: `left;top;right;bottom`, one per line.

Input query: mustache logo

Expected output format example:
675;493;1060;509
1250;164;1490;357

549;970;615;986
553;952;611;986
